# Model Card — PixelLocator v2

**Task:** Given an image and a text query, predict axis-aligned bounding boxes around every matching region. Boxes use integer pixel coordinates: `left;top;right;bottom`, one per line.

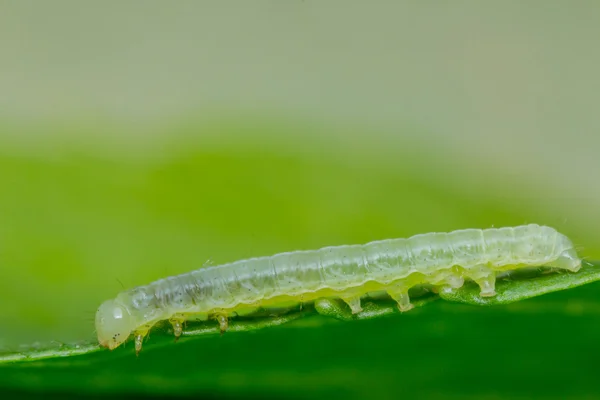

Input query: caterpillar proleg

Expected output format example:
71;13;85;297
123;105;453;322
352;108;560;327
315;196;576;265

95;224;581;353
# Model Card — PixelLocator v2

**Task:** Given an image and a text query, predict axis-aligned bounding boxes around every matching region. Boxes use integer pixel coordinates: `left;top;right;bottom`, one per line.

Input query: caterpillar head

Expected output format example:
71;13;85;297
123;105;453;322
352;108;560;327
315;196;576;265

95;300;134;350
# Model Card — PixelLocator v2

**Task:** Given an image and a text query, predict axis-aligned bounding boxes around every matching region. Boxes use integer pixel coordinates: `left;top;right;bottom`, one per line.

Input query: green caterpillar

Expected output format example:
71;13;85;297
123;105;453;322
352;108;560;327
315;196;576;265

95;224;581;354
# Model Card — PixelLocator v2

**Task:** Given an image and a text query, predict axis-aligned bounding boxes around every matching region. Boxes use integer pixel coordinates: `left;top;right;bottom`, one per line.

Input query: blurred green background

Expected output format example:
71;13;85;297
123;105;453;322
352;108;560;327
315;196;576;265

1;1;599;399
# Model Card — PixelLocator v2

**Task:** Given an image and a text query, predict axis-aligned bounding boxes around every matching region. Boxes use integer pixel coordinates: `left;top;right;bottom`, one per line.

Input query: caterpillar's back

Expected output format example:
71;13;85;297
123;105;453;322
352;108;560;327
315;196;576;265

95;224;581;353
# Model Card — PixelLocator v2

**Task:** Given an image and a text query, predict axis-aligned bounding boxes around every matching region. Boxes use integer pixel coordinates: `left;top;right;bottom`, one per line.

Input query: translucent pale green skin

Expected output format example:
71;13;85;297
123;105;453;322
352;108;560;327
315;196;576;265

96;224;581;348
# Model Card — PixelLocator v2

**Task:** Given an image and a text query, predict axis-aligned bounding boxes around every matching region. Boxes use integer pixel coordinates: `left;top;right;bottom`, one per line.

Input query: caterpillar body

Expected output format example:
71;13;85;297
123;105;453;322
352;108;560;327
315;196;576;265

95;224;581;353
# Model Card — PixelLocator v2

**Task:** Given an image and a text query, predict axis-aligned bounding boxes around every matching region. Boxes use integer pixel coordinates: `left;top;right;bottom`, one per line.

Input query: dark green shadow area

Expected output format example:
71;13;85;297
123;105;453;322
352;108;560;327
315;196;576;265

2;261;600;399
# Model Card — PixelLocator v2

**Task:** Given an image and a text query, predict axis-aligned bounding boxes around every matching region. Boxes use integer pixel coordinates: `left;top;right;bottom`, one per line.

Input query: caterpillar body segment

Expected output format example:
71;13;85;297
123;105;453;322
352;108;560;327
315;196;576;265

95;224;581;352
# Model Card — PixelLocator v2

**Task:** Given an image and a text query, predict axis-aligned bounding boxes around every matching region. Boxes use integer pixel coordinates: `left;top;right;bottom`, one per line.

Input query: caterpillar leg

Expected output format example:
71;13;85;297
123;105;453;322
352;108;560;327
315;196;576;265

214;313;229;334
447;274;465;288
439;274;465;294
169;314;186;341
387;288;414;312
429;271;465;295
340;296;363;314
133;329;150;356
474;274;497;297
466;265;497;297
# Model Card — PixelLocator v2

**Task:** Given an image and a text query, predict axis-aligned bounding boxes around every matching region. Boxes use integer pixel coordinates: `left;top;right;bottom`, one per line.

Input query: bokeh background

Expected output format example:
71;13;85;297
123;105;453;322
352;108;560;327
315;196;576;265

1;2;599;398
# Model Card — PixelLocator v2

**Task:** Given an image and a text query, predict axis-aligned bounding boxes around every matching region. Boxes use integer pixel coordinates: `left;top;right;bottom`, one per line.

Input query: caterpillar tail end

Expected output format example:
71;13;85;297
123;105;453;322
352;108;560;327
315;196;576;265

547;248;582;273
